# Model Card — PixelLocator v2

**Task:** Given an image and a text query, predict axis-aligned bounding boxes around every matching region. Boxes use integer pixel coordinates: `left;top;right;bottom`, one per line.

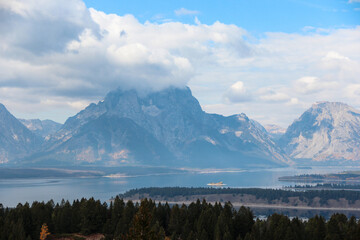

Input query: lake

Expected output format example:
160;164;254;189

1;166;360;218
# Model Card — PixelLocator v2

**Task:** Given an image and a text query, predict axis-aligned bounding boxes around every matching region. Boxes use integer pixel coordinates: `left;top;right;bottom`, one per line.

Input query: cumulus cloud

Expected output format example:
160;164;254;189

294;76;338;94
0;0;253;121
174;8;200;16
223;81;252;103
0;0;359;126
0;0;97;54
206;25;360;126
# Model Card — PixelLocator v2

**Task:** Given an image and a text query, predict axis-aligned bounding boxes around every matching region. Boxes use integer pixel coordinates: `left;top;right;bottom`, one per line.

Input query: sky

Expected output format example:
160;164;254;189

0;0;359;127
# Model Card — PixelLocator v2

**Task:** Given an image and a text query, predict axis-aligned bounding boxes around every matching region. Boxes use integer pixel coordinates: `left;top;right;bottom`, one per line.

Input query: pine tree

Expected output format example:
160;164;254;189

115;200;136;237
234;206;254;239
127;199;161;240
346;216;360;240
305;215;326;240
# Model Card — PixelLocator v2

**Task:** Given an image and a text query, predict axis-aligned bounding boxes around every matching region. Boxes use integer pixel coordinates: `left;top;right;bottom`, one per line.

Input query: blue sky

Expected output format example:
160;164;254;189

84;0;360;34
0;0;359;126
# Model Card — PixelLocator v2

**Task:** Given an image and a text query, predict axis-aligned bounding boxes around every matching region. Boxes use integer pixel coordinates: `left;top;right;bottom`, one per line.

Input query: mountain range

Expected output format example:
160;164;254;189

0;88;359;167
29;87;290;167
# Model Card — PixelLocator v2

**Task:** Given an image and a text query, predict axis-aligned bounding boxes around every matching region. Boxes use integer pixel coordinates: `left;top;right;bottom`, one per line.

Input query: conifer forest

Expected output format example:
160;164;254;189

1;197;360;240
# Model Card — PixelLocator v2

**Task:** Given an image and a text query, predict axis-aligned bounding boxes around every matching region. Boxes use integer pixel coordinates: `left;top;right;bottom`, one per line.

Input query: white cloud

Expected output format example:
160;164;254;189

258;88;290;103
223;81;252;103
174;8;200;16
294;76;338;94
0;0;252;122
323;51;350;61
0;0;360;126
349;0;360;3
0;0;97;54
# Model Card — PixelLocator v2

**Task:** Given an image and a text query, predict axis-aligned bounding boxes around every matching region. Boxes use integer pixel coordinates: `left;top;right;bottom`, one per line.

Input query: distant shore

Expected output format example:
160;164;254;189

118;187;360;212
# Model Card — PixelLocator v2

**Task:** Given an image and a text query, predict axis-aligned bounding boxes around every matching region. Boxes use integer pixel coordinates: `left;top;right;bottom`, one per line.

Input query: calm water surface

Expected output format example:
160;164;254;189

1;166;357;208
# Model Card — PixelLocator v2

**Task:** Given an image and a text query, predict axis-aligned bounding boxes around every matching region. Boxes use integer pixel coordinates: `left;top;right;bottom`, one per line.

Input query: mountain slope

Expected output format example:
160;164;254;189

19;119;62;138
0;104;42;164
39;87;290;167
264;124;286;141
30;115;175;166
280;102;360;162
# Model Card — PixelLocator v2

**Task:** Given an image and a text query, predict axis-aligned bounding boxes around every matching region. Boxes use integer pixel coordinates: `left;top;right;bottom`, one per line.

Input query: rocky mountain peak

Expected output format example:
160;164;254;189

280;101;360;162
40;87;290;167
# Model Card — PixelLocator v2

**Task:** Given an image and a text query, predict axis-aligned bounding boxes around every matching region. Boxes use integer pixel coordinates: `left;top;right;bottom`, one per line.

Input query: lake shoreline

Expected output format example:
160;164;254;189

122;198;360;212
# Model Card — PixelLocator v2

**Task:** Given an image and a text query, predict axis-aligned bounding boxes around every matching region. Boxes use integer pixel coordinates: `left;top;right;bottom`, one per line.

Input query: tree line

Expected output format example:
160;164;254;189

119;187;360;205
285;184;360;190
1;197;360;239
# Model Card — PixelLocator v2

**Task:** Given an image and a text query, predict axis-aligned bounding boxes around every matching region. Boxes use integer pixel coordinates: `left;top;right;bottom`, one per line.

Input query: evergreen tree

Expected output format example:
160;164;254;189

115;200;136;237
305;215;326;240
127;199;162;240
71;199;81;233
234;206;254;239
290;217;305;240
346;216;360;240
325;213;347;240
168;204;182;236
155;202;171;235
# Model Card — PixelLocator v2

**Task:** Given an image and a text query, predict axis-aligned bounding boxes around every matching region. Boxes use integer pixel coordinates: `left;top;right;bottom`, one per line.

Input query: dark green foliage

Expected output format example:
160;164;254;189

126;198;163;240
234;206;254;239
325;213;348;240
306;215;326;240
0;197;360;239
79;198;107;234
119;187;360;205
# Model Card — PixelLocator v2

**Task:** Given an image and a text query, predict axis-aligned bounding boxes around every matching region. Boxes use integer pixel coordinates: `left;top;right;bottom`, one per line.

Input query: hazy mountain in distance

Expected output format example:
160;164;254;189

19;119;62;138
279;102;360;163
264;124;286;141
30;115;176;167
32;87;291;167
0;104;42;164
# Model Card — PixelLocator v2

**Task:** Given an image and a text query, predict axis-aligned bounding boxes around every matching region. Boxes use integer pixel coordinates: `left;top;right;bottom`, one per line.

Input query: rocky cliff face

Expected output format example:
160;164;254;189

0;104;42;164
280;102;360;162
39;87;290;167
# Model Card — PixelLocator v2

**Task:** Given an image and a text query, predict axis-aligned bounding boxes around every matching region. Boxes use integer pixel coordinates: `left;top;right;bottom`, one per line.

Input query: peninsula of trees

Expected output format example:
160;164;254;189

119;187;360;209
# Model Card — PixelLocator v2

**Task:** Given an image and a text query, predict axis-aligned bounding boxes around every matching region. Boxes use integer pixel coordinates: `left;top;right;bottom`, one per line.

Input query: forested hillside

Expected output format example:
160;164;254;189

1;198;360;239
